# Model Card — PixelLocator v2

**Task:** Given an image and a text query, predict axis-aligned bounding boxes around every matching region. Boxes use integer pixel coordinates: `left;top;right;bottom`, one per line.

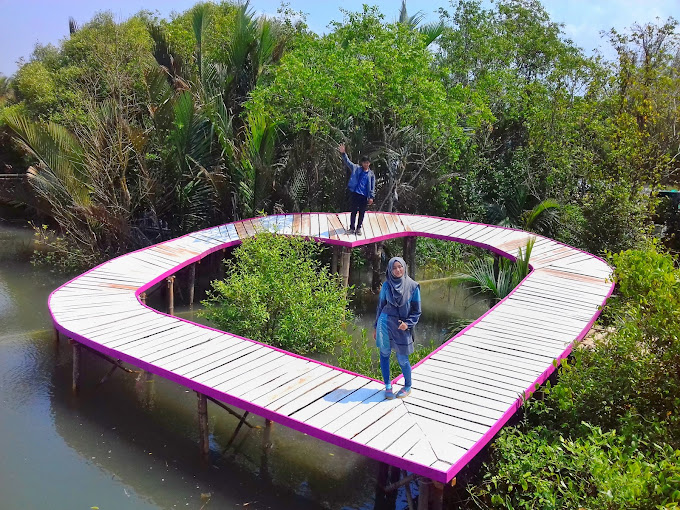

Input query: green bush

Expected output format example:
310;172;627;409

201;231;351;355
465;245;680;509
336;328;437;381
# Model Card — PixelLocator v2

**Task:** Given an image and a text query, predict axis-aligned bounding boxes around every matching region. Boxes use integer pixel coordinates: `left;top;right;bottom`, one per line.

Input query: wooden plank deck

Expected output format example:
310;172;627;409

48;212;614;483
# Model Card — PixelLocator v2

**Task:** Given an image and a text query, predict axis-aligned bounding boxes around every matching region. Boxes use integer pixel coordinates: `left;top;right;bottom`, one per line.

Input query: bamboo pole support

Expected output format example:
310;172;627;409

166;276;175;315
188;263;196;307
139;292;147;305
53;326;60;343
71;340;81;394
197;392;210;462
340;247;351;287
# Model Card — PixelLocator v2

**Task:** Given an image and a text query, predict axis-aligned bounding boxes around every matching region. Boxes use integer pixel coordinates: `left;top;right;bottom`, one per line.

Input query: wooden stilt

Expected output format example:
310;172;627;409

431;481;444;510
188;263;196;307
341;247;351;287
403;237;417;279
139;292;147;305
417;478;431;510
374;462;390;510
331;245;339;274
166;276;175;315
71;340;81;394
403;470;415;510
417;478;444;510
53;326;60;343
372;242;382;292
260;419;273;481
197;393;210;462
222;411;251;453
217;249;226;280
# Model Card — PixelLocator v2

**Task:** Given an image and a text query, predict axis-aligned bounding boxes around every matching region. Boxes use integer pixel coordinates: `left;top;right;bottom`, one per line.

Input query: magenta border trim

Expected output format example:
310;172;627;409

47;212;614;483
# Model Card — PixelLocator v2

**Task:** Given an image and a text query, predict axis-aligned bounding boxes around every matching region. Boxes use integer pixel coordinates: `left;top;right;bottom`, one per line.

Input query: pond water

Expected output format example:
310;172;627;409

0;222;487;510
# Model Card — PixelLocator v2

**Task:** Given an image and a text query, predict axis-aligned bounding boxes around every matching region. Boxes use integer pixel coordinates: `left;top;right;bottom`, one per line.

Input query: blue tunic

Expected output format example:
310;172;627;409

374;282;421;355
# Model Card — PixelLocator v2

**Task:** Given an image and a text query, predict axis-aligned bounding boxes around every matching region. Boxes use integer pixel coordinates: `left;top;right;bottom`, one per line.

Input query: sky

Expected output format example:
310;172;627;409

0;0;677;76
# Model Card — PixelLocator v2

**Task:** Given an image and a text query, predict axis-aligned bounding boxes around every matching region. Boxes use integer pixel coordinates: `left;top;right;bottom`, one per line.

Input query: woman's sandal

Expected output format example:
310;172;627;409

396;387;411;399
384;388;395;400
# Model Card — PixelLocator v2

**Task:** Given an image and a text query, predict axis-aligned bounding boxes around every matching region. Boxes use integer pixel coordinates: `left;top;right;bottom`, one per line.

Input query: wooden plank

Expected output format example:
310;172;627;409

304;381;384;429
274;372;358;415
409;388;504;421
235;221;248;239
213;354;307;393
401;437;438;467
437;342;549;374
327;214;344;239
152;334;249;368
242;219;257;237
332;398;403;439
178;342;265;378
301;213;312;237
125;328;222;358
317;214;331;239
323;388;397;433
355;405;412;446
415;415;478;450
423;355;541;391
383;213;401;235
361;212;375;238
403;398;496;428
194;349;284;386
376;214;390;237
443;336;554;365
360;409;414;448
411;369;523;401
233;359;322;400
249;364;336;406
290;377;372;422
411;379;513;412
459;330;564;359
367;213;382;239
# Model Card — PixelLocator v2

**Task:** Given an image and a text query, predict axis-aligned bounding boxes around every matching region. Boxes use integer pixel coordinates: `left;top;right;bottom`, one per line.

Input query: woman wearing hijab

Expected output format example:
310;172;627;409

373;257;421;399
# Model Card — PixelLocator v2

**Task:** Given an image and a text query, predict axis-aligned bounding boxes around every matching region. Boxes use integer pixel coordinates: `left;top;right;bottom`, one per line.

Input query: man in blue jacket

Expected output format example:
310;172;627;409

339;143;375;235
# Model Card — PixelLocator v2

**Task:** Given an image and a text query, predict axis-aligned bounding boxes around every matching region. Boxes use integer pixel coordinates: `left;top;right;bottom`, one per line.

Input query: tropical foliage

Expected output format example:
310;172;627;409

201;230;351;355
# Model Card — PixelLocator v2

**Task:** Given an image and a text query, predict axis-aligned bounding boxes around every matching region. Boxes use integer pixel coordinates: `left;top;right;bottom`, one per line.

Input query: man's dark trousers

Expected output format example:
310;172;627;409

350;191;369;230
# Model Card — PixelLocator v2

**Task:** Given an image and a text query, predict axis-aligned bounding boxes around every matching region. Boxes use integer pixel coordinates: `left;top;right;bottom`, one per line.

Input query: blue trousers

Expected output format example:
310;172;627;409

379;349;412;389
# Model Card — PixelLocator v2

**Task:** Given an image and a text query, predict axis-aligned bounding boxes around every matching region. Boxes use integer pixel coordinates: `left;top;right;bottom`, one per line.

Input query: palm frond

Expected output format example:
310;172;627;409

4;110;91;207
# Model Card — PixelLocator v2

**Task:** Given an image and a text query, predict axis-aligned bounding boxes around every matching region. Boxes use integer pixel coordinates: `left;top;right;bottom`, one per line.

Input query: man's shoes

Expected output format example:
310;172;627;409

347;227;355;235
355;227;362;235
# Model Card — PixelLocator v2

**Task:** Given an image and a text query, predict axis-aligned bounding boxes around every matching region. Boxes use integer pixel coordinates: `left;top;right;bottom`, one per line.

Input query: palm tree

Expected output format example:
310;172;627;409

397;0;444;47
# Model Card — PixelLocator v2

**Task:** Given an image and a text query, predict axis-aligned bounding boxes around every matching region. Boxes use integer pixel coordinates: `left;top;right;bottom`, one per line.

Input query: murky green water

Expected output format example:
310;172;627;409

0;222;487;509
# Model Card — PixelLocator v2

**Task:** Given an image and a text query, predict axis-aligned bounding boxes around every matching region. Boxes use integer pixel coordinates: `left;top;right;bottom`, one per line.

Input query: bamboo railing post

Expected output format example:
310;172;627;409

341;247;351;287
197;393;210;462
188;263;196;307
166;276;175;315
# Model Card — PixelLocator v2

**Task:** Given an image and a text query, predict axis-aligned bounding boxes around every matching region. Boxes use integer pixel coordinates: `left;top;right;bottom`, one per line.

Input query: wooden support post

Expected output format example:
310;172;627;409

139;292;147;305
403;236;417;279
53;326;60;343
197;393;210;462
417;478;444;510
217;249;226;280
71;340;81;394
372;242;382;292
261;419;273;482
188;263;196;307
341;247;351;287
331;245;339;274
166;276;175;315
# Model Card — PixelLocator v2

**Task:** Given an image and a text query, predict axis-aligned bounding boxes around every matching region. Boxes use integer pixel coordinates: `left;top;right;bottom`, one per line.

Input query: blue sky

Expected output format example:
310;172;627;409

0;0;677;76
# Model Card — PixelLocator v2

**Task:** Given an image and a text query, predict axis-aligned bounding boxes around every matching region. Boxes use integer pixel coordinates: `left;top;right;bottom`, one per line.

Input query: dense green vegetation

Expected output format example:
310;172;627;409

201;231;350;354
3;1;680;508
